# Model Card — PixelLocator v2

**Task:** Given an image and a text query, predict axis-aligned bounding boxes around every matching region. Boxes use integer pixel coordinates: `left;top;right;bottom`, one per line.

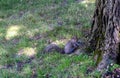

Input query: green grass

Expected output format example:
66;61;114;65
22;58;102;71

0;0;101;78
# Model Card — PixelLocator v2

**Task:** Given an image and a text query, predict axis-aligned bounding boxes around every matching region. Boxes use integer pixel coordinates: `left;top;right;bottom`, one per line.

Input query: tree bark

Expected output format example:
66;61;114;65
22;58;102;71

89;0;120;71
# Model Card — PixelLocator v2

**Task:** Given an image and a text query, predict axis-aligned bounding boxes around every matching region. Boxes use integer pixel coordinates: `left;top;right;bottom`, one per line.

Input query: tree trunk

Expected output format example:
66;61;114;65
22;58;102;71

89;0;120;71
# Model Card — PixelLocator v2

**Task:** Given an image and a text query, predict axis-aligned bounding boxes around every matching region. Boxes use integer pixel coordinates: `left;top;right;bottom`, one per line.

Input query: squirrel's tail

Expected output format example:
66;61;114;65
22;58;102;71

43;44;65;54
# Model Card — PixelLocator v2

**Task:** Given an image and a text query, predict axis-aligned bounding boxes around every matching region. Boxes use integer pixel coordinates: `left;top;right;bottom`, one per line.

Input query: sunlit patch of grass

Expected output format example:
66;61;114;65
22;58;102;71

81;0;95;4
17;47;36;57
0;33;2;37
0;18;3;21
6;25;22;40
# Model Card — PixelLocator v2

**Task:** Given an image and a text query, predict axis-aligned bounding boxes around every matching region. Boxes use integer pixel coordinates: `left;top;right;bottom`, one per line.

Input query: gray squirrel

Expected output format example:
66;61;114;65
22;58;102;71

44;37;85;54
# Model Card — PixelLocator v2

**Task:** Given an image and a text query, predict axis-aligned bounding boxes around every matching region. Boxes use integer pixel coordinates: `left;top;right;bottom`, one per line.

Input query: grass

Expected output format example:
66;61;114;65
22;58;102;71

0;0;102;78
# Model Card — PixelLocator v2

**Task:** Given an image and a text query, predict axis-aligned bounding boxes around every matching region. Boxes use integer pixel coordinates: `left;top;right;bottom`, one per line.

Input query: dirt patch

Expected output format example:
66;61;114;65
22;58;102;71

0;56;35;71
16;56;35;71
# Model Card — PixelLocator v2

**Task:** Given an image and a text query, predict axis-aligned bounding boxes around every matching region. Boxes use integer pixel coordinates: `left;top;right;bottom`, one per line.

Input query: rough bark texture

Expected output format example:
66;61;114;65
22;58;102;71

89;0;120;71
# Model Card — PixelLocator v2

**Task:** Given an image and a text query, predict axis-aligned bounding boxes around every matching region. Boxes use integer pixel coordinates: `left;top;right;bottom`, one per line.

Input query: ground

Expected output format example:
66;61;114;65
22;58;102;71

0;0;110;78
